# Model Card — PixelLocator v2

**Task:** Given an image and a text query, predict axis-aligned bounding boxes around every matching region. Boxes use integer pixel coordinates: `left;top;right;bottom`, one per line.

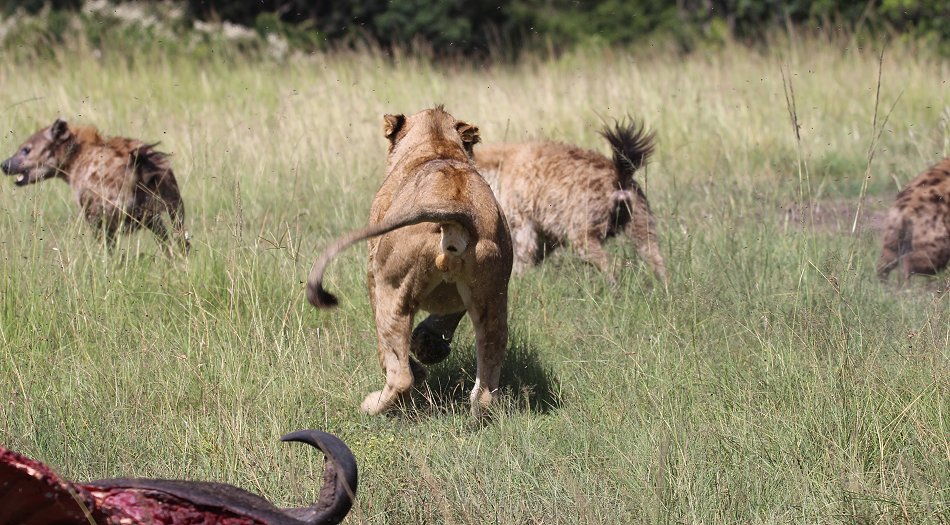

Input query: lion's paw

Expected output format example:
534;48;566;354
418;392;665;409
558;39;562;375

470;389;495;418
360;391;388;415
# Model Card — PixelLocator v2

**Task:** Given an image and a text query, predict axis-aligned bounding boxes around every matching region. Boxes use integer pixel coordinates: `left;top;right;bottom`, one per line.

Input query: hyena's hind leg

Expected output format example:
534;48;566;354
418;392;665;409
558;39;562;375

622;196;668;285
877;213;912;284
876;229;903;283
509;219;542;275
103;228;118;253
139;145;190;255
139;186;182;257
144;213;172;252
568;229;615;284
900;223;950;283
160;181;190;255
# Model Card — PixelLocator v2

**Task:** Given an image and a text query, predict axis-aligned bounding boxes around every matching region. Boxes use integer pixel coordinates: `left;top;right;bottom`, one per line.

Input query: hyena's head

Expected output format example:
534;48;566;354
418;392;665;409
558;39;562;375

2;119;73;186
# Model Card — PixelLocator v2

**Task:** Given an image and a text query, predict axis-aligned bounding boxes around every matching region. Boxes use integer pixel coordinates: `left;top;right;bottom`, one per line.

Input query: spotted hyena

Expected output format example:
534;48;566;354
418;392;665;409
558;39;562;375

409;119;666;366
877;157;950;282
474;118;665;282
2;118;190;253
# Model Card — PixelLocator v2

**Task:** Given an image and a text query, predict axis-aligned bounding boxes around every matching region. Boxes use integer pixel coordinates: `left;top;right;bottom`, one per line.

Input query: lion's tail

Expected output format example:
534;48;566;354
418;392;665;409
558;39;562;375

599;118;656;190
306;205;473;309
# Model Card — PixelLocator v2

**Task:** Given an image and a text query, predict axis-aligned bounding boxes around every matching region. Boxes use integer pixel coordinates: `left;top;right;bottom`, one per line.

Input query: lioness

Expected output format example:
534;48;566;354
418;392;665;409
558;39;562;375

475;118;666;282
307;106;513;417
877;157;950;282
1;118;190;254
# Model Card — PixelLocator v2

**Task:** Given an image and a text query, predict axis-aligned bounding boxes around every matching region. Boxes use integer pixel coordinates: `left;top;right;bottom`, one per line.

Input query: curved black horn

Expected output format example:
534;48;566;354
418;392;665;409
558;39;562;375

280;430;358;525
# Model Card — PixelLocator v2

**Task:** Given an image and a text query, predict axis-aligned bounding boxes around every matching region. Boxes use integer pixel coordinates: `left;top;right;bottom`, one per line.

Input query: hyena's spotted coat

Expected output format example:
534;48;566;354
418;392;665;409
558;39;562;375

878;157;950;282
474;119;666;282
2;119;189;253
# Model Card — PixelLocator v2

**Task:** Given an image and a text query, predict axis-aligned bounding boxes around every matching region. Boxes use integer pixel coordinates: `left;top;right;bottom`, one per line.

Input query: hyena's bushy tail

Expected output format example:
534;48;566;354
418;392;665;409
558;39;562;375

307;205;473;309
131;143;173;185
599;118;656;190
602;118;668;284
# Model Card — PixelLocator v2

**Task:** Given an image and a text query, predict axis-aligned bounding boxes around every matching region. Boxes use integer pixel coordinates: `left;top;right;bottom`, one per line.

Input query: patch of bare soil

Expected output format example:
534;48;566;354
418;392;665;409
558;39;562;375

776;198;950;292
778;198;889;235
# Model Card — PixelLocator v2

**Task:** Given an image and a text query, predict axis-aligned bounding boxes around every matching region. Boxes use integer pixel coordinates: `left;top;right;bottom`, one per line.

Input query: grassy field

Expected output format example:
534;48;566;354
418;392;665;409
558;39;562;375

1;36;948;523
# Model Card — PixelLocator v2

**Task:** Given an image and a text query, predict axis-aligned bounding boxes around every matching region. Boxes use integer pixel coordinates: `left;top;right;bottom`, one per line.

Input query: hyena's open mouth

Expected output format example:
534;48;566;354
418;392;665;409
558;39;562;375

4;167;36;186
1;162;29;185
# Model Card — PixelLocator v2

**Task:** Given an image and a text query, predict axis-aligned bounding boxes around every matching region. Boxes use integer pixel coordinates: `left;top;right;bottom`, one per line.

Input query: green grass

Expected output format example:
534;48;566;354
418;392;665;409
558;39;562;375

1;37;949;524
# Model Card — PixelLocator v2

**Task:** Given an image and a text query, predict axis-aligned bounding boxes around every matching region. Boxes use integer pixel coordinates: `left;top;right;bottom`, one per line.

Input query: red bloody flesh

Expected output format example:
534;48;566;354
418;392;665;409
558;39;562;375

0;430;356;525
88;487;265;524
0;447;95;524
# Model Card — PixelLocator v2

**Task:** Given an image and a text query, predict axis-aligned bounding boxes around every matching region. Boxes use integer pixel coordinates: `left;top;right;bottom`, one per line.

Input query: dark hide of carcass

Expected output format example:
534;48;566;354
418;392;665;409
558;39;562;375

0;429;357;525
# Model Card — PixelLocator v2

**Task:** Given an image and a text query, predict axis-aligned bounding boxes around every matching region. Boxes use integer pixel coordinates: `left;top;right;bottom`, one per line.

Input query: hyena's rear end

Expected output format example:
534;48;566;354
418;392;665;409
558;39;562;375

877;157;950;283
1;118;190;253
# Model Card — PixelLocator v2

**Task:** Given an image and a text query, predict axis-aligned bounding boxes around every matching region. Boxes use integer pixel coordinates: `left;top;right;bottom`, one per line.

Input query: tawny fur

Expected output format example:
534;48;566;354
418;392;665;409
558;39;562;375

1;119;190;253
475;119;666;283
306;106;513;417
877;157;950;283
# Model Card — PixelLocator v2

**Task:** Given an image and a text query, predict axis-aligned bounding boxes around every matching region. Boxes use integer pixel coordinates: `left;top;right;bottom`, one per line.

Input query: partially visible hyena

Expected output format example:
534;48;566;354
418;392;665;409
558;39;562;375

475;118;665;282
877;157;950;283
2;118;190;253
409;119;666;365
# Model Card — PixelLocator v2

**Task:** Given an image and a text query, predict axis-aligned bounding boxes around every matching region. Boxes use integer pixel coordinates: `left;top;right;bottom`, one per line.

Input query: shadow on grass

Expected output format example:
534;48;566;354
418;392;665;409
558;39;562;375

414;339;561;416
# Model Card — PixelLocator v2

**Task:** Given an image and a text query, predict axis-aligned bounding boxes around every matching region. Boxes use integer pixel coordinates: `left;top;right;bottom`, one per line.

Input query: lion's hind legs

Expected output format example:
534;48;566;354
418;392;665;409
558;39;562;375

467;294;508;417
361;297;415;416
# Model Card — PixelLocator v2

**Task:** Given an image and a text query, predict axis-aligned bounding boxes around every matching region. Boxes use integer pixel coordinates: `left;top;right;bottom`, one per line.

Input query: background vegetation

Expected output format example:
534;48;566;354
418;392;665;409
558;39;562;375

2;0;950;57
0;4;948;524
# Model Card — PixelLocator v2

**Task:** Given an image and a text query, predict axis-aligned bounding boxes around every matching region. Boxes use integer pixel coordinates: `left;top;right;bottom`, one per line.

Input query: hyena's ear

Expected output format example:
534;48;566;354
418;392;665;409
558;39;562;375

47;118;70;141
456;121;480;157
383;114;405;143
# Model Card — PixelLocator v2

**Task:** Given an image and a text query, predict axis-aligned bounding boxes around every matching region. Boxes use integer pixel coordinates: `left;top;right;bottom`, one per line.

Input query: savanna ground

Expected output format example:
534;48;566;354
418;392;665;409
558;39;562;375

0;36;948;524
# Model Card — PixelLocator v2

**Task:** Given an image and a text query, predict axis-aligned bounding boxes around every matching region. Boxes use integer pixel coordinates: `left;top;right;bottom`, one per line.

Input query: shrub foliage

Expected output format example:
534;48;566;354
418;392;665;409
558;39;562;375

3;0;949;55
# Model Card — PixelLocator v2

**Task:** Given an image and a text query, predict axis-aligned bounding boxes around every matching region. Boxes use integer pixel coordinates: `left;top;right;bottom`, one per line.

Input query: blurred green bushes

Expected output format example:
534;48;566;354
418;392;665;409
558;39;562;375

1;0;948;57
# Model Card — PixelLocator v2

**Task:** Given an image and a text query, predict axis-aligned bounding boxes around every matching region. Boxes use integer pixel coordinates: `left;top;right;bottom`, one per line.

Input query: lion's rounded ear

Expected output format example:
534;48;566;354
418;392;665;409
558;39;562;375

383;114;405;141
48;118;69;141
456;121;480;146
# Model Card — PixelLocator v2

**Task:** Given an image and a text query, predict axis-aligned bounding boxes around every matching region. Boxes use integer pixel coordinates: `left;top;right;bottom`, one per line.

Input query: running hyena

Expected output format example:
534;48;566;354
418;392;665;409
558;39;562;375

411;118;666;365
474;118;665;282
2;118;190;253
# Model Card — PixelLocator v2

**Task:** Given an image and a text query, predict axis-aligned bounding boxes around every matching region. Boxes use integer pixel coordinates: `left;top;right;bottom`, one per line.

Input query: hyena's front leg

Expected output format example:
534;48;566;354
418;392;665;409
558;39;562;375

467;292;508;417
361;284;415;415
90;217;119;253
